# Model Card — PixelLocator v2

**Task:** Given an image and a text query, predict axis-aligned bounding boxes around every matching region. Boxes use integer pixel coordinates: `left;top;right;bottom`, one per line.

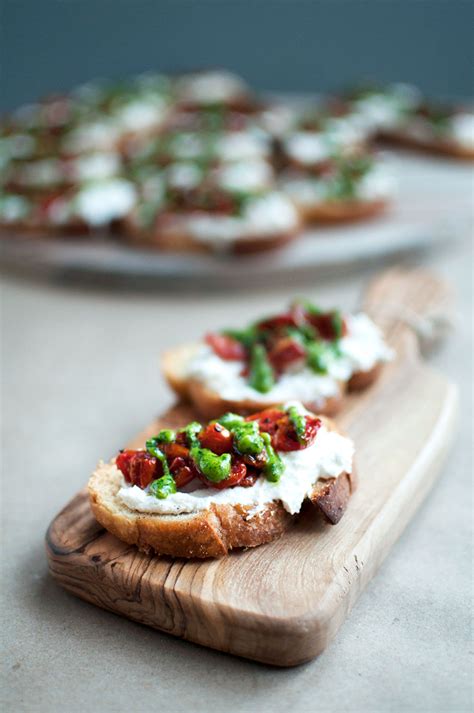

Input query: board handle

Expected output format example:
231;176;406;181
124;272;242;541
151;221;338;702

361;267;454;357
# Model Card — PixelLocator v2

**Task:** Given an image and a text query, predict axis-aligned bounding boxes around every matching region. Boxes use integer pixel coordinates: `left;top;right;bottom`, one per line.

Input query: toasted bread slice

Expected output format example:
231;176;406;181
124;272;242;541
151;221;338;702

161;342;381;420
123;213;301;254
88;416;355;559
295;198;388;223
379;130;474;161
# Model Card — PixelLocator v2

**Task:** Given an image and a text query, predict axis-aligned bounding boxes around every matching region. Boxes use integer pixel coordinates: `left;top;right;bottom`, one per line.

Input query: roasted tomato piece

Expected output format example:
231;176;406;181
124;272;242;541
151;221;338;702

241;448;268;470
273;415;322;452
169;457;195;488
246;408;285;436
115;449;136;483
198;422;233;454
205;333;247;361
307;312;347;340
202;460;247;490
117;450;159;488
255;312;296;332
267;337;306;373
163;442;190;461
239;470;259;488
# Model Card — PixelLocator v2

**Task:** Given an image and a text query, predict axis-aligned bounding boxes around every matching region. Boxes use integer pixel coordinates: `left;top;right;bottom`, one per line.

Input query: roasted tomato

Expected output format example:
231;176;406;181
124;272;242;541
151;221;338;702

205;333;247;361
115;450;136;483
198;422;233;454
163;442;190;461
255;312;296;332
201;460;248;490
246;408;285;436
307;312;348;340
267;337;306;373
272;415;322;452
169;456;196;488
116;450;159;488
239;470;259;488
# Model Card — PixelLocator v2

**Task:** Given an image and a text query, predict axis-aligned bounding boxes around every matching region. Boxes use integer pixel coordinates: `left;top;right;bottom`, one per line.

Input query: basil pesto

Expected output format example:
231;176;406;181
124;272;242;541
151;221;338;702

149;474;177;499
190;447;232;482
249;343;275;393
285;404;307;445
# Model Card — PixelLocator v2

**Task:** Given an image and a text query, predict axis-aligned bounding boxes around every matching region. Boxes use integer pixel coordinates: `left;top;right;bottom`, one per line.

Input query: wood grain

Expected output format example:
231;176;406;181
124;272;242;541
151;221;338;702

45;268;458;666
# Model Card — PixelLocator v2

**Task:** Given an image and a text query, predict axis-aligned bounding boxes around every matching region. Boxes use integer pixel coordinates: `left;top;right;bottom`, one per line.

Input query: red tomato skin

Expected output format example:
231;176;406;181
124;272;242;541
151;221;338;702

205;333;247;361
200;460;247;490
198;423;233;454
267;337;306;373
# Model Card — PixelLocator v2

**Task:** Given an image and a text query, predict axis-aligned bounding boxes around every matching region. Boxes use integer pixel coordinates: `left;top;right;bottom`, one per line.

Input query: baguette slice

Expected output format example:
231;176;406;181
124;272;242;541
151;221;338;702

122;213;301;254
161;342;382;420
294;197;388;224
88;416;355;559
379;129;474;161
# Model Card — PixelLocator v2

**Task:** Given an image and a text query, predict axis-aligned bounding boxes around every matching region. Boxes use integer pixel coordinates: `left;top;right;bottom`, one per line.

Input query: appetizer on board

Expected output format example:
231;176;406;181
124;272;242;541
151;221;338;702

163;299;393;418
89;402;355;558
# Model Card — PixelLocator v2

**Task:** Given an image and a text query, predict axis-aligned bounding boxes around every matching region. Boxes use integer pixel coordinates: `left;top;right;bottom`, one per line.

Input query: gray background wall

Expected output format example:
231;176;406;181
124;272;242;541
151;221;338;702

1;0;473;111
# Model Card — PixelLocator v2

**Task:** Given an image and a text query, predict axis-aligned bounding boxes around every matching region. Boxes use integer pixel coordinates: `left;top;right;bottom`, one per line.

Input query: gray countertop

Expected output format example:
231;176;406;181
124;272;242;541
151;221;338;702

1;232;472;712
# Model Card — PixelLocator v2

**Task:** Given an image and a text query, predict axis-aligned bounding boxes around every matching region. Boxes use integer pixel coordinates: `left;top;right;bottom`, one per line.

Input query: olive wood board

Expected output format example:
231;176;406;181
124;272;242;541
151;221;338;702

45;269;458;666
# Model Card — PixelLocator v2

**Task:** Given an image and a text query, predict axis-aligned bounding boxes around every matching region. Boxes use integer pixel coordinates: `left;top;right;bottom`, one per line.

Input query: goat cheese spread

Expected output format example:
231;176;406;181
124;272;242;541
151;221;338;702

185;313;392;403
116;422;354;516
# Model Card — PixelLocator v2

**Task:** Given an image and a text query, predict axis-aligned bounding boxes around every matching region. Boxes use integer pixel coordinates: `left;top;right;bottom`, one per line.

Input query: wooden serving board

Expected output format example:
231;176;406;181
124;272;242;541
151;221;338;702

46;269;458;666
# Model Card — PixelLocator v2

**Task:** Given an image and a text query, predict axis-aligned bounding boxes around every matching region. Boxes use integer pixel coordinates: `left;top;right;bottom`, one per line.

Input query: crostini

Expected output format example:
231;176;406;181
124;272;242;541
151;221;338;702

123;159;300;253
162;299;393;418
89;403;355;558
280;150;393;223
380;102;474;160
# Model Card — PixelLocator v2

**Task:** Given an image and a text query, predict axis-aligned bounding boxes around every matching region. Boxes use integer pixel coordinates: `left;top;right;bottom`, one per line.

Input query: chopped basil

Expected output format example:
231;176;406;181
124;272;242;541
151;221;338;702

149;474;177;499
249;344;275;394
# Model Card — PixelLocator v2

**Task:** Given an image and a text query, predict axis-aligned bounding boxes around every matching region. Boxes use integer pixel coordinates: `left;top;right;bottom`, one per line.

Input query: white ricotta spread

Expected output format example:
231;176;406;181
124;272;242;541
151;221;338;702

16;159;62;187
114;97;166;132
116;423;354;516
216;160;273;191
352;84;421;132
182;191;298;245
449;112;474;149
62;121;120;154
72;152;121;181
283;123;362;165
176;70;248;104
75;179;136;226
0;194;30;222
185;313;393;403
402;111;474;150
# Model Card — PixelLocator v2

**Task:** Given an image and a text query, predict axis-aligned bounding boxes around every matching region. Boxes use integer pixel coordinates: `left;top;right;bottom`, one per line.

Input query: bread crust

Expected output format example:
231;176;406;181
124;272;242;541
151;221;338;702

122;213;301;254
295;198;388;224
88;415;354;559
379;130;474;161
161;342;382;420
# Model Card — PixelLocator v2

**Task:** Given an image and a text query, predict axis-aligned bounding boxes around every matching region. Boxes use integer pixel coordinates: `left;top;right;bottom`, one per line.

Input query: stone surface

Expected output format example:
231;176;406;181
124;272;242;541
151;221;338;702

1;232;472;711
